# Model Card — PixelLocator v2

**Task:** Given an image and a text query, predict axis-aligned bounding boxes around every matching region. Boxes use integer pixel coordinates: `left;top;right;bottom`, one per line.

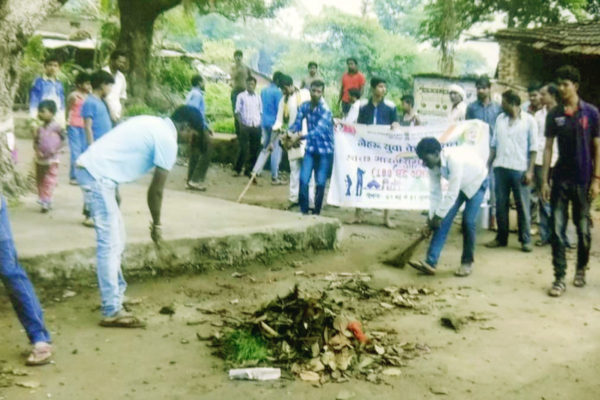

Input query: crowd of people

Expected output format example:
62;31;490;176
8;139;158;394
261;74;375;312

0;48;597;368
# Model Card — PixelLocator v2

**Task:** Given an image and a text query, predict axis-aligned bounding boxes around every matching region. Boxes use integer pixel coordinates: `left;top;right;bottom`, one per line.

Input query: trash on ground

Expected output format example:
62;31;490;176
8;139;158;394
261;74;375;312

228;367;281;381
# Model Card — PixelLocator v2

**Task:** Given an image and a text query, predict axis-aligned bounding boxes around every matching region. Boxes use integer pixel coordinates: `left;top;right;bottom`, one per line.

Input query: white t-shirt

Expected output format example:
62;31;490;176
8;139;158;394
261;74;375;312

534;107;558;167
103;66;127;121
77;116;177;183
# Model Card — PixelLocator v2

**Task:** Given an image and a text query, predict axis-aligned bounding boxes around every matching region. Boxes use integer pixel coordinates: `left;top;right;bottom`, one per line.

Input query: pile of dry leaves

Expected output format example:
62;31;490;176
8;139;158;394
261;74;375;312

211;278;434;384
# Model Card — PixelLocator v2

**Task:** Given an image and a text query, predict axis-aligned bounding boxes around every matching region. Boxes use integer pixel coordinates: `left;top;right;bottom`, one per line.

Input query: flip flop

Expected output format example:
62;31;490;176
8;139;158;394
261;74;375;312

25;342;52;366
408;260;436;275
100;311;146;328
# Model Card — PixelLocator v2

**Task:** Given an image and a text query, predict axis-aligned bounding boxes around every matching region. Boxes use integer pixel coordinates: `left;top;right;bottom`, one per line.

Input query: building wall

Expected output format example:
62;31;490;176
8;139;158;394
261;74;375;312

497;39;600;106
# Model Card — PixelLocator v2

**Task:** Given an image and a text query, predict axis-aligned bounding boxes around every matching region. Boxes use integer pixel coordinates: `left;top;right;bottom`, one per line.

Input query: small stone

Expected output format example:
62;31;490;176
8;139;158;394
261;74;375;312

16;381;40;389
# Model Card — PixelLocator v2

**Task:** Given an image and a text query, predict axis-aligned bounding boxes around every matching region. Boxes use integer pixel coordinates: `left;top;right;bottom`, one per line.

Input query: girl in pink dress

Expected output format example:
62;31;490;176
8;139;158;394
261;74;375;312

33;100;64;212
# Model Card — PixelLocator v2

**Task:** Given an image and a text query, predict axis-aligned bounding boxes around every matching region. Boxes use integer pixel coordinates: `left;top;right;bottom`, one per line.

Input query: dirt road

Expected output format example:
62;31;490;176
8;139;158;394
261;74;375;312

1;144;599;399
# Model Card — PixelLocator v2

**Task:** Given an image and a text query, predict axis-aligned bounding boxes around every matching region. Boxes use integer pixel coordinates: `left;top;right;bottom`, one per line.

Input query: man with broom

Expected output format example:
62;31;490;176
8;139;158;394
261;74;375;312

408;138;488;277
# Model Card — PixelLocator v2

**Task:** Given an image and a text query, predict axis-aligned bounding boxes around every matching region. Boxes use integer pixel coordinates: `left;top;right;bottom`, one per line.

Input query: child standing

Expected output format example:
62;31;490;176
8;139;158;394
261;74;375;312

66;71;91;185
80;70;114;227
29;54;65;128
33;100;64;212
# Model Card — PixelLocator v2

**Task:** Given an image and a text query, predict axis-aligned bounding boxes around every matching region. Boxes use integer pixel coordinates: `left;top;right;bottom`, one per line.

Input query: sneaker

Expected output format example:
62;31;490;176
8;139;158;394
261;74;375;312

186;181;207;191
69;179;78;186
82;217;95;228
40;202;50;213
573;269;586;288
535;239;549;247
271;178;284;186
484;239;506;248
454;263;473;277
521;242;533;252
548;280;566;297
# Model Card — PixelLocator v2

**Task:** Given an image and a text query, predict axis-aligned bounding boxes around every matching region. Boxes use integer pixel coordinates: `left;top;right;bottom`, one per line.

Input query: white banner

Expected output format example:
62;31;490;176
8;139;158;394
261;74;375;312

327;120;490;210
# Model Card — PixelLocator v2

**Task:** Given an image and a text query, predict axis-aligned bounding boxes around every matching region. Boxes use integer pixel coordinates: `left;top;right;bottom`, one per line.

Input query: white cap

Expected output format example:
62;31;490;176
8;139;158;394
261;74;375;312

448;84;466;100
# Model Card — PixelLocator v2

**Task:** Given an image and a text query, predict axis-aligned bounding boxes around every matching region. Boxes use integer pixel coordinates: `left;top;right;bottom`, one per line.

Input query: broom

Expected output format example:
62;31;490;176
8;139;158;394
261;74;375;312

381;230;430;268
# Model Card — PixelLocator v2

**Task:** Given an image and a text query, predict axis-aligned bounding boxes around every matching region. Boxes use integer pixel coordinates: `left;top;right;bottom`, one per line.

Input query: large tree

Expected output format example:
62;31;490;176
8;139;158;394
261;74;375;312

420;0;590;75
116;0;287;100
0;0;68;197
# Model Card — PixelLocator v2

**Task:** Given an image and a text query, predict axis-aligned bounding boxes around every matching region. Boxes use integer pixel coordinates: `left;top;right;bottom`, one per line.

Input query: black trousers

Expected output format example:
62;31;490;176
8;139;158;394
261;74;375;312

550;181;591;279
187;131;212;184
235;124;261;175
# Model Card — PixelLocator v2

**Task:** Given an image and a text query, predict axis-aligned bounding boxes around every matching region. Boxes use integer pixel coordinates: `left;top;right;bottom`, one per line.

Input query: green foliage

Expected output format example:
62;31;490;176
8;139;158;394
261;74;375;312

223;329;270;364
374;0;425;36
201;39;237;67
204;81;234;133
123;103;159;117
153;58;196;95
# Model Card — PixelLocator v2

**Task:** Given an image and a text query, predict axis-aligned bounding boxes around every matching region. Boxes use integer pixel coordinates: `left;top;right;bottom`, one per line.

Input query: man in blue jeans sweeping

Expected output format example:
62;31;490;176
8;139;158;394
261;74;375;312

75;106;200;327
0;196;53;365
408;138;488;277
288;80;334;215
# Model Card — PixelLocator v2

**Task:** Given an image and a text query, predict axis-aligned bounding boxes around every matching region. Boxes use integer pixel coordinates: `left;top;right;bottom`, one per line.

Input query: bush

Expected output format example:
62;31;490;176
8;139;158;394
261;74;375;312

153;57;196;95
123;103;159;117
211;118;235;134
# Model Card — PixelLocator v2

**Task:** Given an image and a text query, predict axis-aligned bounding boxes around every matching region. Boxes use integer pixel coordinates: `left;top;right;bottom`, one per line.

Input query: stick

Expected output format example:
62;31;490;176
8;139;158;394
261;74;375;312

237;172;257;203
381;231;429;268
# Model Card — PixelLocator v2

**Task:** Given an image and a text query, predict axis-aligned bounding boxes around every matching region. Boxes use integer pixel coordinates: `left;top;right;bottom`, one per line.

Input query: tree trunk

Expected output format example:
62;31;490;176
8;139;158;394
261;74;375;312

116;0;181;102
0;0;66;199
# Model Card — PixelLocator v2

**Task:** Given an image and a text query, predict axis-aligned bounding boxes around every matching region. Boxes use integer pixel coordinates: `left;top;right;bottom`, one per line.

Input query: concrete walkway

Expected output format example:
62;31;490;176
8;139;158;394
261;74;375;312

9;138;341;284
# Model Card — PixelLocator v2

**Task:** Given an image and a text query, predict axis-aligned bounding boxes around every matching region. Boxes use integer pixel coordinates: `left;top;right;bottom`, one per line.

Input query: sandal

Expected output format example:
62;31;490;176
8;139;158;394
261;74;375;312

408;260;436;275
100;310;146;328
454;264;473;277
548;280;566;297
573;269;586;288
25;342;52;366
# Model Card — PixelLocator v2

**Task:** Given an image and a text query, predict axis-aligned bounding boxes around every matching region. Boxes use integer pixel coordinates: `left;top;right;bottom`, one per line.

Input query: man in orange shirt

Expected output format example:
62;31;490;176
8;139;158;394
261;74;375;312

338;57;366;116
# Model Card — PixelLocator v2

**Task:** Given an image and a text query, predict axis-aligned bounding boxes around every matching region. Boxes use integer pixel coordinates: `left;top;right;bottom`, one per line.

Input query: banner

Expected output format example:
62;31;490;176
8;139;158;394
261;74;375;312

413;76;477;124
327;120;490;210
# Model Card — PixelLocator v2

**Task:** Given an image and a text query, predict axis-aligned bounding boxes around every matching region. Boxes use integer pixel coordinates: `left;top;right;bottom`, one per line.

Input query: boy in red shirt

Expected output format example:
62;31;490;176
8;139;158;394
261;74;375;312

338;57;366;116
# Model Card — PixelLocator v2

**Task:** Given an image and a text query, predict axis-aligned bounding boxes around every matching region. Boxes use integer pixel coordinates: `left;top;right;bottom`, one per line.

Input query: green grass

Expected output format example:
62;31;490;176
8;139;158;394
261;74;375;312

223;329;270;364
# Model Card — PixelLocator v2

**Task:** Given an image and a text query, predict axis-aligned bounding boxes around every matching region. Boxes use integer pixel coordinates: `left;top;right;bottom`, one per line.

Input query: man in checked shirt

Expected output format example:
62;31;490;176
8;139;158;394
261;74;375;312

288;80;334;215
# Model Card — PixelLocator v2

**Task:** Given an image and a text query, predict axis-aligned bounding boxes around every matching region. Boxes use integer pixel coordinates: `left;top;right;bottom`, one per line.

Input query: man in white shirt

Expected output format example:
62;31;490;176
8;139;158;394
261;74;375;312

75;106;200;328
448;84;467;123
342;89;362;124
102;50;128;123
485;90;538;252
235;76;262;177
272;75;314;208
408;138;488;277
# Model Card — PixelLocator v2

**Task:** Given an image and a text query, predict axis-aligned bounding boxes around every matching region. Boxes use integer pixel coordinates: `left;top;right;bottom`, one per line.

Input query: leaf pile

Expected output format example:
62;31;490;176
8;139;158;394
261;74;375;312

211;283;433;384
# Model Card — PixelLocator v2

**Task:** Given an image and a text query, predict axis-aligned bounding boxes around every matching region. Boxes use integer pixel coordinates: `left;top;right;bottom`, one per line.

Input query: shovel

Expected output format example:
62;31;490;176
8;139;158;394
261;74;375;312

382;231;430;268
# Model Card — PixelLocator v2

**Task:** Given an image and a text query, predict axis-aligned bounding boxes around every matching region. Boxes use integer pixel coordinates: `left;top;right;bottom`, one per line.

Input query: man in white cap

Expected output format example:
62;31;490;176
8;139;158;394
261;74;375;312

448;84;467;123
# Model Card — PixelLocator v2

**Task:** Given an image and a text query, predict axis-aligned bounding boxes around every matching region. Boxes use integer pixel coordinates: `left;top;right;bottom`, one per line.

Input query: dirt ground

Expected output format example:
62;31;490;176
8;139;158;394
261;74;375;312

1;141;600;400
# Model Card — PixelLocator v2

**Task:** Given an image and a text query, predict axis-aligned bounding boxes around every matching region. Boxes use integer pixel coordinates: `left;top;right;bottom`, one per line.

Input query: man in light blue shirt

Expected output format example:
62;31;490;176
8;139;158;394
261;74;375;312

185;75;212;191
408;138;488;277
485;90;537;252
260;72;284;184
75;106;201;327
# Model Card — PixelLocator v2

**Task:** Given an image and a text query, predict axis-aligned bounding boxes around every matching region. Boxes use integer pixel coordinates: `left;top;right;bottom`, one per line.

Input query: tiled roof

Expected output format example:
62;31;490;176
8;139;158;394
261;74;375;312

495;22;600;55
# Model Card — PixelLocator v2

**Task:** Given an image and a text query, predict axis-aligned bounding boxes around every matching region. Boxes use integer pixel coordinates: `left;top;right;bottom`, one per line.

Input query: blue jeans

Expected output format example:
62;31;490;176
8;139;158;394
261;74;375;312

426;180;487;267
67;125;86;180
0;196;51;343
494;167;531;245
261;126;282;179
76;168;127;317
299;152;333;215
